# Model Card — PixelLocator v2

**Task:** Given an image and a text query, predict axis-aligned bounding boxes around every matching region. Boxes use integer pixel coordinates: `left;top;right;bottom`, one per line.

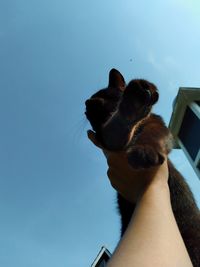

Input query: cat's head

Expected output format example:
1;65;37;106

85;69;159;133
85;69;125;132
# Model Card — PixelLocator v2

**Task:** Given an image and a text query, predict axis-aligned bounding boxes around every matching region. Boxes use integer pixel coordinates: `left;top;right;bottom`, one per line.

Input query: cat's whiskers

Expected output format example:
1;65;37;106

68;117;88;144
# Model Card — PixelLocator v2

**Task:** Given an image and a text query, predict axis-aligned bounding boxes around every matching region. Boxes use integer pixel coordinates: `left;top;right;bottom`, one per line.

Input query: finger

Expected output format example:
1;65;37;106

87;130;103;149
107;168;123;190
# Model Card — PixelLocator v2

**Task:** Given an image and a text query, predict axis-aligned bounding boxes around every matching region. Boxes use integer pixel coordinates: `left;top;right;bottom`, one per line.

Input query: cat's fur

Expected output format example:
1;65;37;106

85;69;200;266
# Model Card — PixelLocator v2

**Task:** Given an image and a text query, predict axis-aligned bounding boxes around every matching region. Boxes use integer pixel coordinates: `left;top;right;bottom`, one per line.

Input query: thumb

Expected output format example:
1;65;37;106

87;130;103;149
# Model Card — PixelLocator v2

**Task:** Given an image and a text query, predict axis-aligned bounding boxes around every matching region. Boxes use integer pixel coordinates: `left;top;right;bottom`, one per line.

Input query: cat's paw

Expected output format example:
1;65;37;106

119;80;158;121
127;145;164;169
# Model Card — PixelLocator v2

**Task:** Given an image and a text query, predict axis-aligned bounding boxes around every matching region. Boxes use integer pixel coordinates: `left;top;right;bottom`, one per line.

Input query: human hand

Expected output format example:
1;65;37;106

87;130;169;204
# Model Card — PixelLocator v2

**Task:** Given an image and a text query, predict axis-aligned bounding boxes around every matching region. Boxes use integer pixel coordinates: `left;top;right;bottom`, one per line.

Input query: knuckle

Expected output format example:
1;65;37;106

110;179;118;190
107;168;111;177
107;169;118;189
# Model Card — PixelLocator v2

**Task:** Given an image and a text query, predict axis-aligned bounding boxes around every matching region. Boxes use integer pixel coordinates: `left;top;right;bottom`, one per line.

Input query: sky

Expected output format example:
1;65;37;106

0;0;200;266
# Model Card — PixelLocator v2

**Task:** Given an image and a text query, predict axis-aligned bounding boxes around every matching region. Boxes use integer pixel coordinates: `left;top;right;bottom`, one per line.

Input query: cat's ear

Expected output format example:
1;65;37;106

108;69;126;91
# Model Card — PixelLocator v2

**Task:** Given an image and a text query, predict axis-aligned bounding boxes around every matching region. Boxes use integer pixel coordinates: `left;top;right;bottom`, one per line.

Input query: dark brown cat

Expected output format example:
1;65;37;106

85;69;200;266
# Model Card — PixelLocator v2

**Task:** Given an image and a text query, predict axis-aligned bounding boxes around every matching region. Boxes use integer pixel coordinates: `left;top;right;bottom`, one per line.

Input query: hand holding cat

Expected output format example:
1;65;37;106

87;130;168;204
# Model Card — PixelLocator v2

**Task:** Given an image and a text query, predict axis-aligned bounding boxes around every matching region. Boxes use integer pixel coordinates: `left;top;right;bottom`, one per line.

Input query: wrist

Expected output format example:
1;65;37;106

137;179;170;205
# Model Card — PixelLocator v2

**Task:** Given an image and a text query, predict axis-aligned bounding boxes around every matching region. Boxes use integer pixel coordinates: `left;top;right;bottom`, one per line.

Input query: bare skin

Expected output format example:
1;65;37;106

88;130;193;267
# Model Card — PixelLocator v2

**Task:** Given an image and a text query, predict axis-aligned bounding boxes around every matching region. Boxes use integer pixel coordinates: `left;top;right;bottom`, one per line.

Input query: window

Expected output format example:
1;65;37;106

98;260;106;267
195;101;200;107
197;160;200;172
178;106;200;161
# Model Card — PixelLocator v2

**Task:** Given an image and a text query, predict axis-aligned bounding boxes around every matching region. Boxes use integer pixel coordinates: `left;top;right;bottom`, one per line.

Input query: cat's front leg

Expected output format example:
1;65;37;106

127;115;173;169
101;80;158;151
119;80;157;123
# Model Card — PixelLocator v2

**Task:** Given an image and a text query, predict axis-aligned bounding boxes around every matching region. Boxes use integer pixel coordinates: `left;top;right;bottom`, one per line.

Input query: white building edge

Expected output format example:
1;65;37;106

90;246;111;267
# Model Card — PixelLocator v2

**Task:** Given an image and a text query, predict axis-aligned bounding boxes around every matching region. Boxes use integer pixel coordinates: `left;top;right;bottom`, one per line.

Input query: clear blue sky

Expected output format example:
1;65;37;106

0;0;200;266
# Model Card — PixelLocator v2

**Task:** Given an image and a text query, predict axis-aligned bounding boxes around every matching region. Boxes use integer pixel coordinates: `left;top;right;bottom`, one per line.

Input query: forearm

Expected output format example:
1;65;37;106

107;181;193;267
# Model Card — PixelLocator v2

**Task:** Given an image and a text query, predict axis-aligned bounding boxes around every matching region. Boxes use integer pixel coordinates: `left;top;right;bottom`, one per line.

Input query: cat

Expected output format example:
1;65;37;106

85;68;200;266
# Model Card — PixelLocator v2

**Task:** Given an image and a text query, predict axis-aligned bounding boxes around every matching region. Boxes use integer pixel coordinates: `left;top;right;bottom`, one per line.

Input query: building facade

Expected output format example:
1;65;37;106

169;87;200;178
